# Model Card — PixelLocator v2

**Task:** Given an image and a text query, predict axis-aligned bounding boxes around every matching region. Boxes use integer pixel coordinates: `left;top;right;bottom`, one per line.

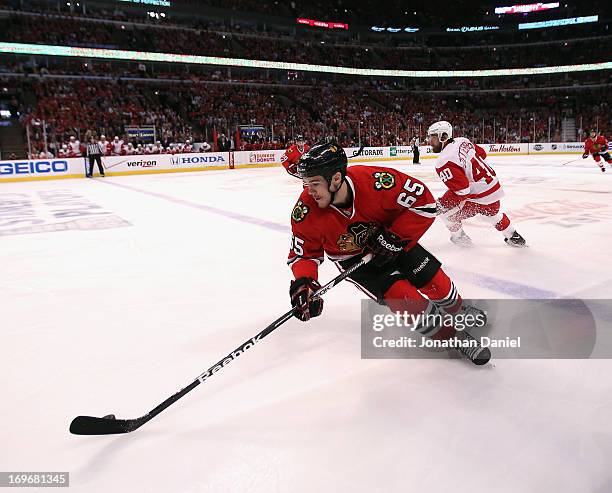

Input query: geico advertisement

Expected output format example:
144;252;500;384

0;158;84;179
102;153;229;172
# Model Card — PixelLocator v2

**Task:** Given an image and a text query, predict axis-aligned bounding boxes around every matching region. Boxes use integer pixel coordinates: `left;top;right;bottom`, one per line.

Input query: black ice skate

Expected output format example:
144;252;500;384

504;231;527;248
456;331;491;366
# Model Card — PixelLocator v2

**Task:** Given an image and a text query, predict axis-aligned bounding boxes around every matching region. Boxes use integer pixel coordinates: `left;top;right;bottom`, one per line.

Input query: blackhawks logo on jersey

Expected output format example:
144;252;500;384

336;222;371;252
373;171;396;190
292;200;309;222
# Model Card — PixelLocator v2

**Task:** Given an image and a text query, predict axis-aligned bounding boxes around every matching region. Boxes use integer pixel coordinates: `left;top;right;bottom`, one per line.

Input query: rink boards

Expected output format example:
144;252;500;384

0;142;585;182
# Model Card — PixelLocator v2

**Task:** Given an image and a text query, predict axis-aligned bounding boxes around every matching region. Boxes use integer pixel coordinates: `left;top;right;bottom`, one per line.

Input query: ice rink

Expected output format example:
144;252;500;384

2;154;612;492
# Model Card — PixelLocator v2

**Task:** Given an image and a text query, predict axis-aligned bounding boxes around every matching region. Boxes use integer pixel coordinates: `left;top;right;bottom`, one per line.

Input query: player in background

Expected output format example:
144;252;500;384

287;141;490;365
124;143;136;155
58;144;70;158
111;136;124;156
583;130;612;172
68;136;82;157
153;141;165;154
99;135;112;156
281;135;310;178
427;121;526;248
182;139;194;153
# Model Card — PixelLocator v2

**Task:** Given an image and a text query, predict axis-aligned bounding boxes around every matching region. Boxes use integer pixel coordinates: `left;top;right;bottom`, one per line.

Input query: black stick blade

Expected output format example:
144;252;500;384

69;415;142;435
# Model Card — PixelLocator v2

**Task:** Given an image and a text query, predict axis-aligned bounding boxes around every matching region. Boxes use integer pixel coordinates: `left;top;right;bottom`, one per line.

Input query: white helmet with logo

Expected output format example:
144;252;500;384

427;121;453;142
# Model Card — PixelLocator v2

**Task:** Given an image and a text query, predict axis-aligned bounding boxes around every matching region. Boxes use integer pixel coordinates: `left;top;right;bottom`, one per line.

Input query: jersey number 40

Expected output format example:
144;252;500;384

471;156;496;184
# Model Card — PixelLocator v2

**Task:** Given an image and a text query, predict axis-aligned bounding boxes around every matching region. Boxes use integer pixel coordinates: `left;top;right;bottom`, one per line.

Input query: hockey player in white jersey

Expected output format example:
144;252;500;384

427;121;526;247
111;136;125;156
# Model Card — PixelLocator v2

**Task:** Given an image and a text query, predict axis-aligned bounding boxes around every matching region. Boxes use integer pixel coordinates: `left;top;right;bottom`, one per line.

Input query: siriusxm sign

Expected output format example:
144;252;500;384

0;160;68;175
169;155;226;166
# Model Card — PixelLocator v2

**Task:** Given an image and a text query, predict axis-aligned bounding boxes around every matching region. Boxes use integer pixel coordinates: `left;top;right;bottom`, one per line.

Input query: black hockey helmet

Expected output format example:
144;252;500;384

297;141;347;181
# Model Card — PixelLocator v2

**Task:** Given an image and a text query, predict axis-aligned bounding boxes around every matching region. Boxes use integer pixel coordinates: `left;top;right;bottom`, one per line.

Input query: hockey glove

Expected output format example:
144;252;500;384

290;277;324;322
365;226;408;266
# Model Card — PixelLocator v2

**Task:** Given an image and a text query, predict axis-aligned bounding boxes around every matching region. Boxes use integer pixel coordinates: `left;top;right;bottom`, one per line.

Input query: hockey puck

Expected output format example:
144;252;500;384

103;414;116;420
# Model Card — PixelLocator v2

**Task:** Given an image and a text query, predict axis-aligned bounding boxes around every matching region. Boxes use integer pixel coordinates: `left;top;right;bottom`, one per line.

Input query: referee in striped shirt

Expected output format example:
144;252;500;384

86;137;105;178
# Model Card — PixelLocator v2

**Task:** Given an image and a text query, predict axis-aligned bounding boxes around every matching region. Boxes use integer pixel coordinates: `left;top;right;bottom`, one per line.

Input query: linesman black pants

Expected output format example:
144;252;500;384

88;155;105;177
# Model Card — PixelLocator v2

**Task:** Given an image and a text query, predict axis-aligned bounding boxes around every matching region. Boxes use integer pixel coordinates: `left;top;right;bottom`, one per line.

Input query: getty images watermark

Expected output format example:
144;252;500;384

370;310;520;350
361;299;612;359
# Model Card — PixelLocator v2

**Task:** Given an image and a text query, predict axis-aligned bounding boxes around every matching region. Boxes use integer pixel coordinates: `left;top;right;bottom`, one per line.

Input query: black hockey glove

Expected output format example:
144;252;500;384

290;277;324;322
364;226;408;266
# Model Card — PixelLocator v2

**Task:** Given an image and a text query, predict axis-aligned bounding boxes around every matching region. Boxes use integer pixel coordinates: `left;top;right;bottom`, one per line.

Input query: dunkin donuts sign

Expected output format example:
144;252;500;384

249;152;276;164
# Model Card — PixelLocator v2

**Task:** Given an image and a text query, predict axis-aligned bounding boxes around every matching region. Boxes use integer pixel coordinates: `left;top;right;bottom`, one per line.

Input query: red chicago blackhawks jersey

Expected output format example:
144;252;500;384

288;165;438;280
584;135;608;155
281;144;310;177
434;137;504;205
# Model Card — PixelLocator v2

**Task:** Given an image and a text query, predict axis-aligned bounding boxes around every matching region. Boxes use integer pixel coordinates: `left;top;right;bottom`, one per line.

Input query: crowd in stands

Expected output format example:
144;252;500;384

32;133;209;159
9;73;609;158
1;11;610;71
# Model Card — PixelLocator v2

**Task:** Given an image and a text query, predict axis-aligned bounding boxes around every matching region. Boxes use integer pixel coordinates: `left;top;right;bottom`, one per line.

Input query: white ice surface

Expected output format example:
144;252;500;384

1;155;612;492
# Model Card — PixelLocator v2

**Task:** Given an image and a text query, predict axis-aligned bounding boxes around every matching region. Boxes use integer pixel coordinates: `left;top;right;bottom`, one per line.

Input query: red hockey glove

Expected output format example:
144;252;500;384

290;277;323;321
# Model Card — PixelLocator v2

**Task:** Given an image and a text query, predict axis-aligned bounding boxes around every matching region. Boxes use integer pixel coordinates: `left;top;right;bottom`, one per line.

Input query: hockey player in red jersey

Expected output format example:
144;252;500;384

281;135;310;178
427;121;526;247
583;130;611;172
287;141;490;365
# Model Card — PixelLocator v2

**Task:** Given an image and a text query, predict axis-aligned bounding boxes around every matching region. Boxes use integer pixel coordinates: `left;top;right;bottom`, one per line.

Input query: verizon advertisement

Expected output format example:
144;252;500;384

101;153;228;174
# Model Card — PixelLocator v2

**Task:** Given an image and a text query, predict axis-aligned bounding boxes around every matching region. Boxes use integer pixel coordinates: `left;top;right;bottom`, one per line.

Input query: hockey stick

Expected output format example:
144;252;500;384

349;143;365;159
69;253;374;435
560;157;584;166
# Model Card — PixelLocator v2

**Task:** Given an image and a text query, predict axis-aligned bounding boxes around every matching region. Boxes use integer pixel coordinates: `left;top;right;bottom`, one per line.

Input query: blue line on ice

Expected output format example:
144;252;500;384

101;179;559;299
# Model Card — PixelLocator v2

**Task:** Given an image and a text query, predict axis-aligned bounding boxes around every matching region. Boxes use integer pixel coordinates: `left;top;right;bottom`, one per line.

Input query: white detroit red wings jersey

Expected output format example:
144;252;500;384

435;137;504;205
111;140;124;155
288;165;437;280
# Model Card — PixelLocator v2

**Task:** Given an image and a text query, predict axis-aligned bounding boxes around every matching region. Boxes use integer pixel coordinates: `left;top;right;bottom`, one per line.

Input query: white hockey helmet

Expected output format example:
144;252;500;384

427;121;453;142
